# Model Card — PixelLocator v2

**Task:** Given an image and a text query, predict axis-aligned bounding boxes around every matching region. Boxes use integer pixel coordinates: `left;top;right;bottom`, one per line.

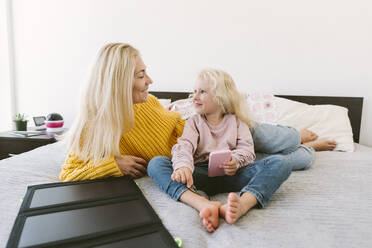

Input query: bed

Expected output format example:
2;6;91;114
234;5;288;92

1;92;371;248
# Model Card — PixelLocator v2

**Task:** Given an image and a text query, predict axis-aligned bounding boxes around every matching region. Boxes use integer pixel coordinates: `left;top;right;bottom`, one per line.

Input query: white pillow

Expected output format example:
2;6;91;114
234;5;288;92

245;93;278;124
168;93;279;122
157;99;172;109
274;97;354;152
168;98;196;119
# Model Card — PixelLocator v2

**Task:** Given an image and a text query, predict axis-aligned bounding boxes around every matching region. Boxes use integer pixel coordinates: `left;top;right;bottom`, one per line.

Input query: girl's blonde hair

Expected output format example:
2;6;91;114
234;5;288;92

65;43;139;163
198;68;253;128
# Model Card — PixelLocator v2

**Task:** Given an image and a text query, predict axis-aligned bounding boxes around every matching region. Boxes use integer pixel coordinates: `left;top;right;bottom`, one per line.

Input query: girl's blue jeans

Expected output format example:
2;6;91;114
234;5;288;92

147;123;315;207
251;123;315;171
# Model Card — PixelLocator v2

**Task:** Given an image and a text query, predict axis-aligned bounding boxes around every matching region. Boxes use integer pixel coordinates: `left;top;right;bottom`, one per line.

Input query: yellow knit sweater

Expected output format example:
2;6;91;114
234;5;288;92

59;95;185;182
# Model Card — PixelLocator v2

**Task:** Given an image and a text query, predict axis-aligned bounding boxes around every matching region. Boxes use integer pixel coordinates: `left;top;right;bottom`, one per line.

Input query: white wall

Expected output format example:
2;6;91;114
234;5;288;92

0;0;13;131
6;0;372;146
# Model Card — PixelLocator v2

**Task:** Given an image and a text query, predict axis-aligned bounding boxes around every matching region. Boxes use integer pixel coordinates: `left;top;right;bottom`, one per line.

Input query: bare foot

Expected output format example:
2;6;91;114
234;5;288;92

300;129;318;143
220;193;253;224
304;139;337;151
199;201;221;232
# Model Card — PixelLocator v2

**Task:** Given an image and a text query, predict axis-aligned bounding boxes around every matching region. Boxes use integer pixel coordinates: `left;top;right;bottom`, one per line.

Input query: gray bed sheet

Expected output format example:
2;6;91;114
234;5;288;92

1;142;371;248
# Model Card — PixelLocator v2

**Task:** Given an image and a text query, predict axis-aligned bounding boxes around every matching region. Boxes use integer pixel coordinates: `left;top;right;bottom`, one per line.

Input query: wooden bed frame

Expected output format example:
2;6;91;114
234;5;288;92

150;91;364;143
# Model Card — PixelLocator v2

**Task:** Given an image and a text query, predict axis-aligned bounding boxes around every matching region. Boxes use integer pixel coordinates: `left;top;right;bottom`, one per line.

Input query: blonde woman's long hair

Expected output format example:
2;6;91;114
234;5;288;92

65;43;139;163
198;68;253;128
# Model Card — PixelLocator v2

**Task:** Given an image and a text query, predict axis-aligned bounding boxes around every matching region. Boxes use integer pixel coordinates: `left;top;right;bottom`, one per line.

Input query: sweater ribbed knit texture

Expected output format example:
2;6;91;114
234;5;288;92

60;95;185;182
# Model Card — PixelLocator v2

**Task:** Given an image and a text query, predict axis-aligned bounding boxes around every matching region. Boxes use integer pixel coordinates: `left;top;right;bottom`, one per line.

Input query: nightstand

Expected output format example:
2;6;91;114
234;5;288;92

0;131;62;160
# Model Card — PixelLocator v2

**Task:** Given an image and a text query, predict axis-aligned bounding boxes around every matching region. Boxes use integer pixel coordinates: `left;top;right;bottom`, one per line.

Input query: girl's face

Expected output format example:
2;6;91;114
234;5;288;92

192;79;221;115
132;56;153;104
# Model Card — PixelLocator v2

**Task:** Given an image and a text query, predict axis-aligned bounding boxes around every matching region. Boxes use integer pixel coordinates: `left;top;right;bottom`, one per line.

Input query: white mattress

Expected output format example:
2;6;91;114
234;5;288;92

1;142;372;247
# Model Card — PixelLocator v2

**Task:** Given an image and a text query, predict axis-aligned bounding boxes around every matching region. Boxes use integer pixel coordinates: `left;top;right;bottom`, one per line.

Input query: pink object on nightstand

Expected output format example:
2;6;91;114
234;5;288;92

45;120;64;128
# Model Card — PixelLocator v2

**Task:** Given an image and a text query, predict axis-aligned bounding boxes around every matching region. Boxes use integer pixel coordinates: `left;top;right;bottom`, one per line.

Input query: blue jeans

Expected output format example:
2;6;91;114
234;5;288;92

148;155;291;208
251;123;315;171
148;123;314;207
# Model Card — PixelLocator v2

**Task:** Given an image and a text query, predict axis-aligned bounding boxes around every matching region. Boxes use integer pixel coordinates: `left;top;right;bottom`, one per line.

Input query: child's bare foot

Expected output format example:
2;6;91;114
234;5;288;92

199;201;221;232
220;193;254;224
300;129;318;143
304;139;337;151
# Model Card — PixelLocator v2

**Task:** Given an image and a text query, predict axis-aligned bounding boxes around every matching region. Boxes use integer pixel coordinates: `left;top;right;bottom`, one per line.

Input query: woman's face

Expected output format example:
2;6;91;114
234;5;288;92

132;56;153;104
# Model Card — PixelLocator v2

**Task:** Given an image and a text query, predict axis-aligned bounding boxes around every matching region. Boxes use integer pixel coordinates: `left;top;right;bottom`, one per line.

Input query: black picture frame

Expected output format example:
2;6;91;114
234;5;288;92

33;116;46;126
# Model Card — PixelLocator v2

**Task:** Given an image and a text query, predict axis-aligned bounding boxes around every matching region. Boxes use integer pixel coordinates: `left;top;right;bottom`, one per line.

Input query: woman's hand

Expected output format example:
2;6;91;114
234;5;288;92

171;167;193;188
220;157;239;176
115;155;147;179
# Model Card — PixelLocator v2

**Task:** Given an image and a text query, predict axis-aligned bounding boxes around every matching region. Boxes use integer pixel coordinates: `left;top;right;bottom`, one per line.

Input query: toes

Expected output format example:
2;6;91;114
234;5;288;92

199;208;210;219
200;204;220;232
228;194;239;207
230;213;238;222
203;217;216;232
202;216;212;231
228;193;239;202
225;213;237;224
228;206;238;214
207;222;215;232
202;218;208;226
327;140;337;150
225;193;242;224
228;201;238;209
228;211;237;219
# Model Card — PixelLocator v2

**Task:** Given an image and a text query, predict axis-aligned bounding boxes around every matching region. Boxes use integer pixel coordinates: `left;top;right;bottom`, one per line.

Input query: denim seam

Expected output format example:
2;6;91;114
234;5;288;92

174;186;189;201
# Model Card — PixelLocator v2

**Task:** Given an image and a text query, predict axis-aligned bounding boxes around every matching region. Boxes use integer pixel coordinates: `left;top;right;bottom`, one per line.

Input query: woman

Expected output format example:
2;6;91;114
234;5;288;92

60;42;316;182
60;43;185;181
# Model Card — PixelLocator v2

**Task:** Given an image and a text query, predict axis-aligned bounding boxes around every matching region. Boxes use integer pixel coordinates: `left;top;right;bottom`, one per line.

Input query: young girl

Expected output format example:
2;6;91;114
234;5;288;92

148;69;292;232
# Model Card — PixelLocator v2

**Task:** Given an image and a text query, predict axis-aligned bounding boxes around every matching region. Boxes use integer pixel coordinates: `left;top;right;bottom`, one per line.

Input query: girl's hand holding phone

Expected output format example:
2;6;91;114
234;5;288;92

171;167;193;188
220;157;239;176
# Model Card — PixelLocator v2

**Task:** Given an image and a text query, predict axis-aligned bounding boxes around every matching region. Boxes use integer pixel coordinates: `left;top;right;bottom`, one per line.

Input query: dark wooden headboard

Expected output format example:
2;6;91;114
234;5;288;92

149;91;363;143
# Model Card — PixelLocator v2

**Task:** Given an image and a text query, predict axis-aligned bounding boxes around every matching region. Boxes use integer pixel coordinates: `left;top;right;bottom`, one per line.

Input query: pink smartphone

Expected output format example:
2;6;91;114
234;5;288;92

208;150;232;177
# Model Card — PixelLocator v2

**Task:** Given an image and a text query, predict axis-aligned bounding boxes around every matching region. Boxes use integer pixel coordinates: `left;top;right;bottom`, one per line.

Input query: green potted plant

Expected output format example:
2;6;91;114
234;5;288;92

13;113;28;131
